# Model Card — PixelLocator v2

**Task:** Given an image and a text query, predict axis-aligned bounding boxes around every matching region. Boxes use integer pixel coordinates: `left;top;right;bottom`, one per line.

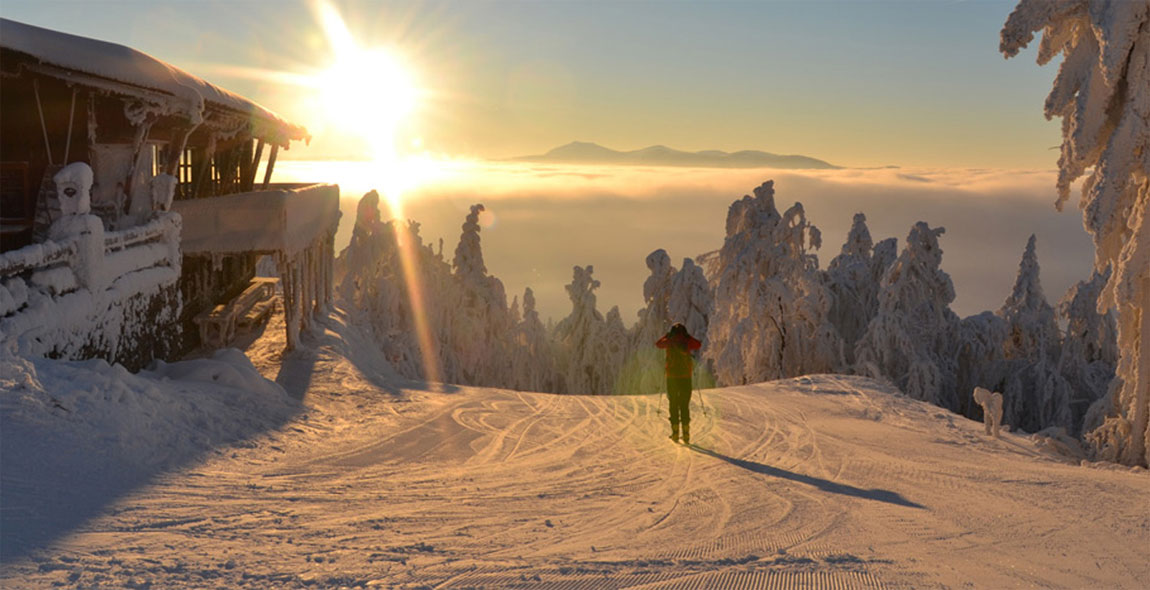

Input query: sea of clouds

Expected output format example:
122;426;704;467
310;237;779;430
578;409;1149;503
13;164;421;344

277;160;1094;325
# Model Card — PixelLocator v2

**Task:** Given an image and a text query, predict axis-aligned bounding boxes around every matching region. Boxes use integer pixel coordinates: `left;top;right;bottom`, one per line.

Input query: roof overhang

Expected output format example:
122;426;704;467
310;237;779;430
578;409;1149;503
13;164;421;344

0;18;308;147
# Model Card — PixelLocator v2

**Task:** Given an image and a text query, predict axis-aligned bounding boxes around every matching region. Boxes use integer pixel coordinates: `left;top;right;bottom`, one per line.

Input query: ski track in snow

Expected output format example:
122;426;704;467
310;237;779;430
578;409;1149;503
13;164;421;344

2;307;1148;589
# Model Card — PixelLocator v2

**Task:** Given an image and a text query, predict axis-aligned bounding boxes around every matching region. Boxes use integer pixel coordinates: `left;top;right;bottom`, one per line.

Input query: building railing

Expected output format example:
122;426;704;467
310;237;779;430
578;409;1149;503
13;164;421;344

172;183;339;258
0;212;180;317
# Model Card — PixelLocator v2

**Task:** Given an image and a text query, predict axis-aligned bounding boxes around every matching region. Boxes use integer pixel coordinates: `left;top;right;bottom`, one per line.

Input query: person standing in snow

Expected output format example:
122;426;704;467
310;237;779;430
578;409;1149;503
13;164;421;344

656;323;702;444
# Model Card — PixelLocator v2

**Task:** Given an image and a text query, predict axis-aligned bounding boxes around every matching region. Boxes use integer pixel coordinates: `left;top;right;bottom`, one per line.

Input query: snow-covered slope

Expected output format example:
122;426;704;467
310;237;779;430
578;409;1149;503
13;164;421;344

1;305;1147;589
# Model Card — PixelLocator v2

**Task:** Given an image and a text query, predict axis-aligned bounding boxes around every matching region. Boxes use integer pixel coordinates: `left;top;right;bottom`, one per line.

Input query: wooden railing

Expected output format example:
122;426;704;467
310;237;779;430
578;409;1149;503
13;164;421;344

0;212;180;315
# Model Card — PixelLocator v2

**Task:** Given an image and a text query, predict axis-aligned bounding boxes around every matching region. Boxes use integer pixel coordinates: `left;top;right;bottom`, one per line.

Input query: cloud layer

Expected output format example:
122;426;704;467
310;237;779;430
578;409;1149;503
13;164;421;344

283;161;1095;325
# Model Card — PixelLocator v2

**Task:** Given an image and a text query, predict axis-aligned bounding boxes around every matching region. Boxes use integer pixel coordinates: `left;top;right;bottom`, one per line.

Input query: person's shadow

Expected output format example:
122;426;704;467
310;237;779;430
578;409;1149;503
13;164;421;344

688;445;925;509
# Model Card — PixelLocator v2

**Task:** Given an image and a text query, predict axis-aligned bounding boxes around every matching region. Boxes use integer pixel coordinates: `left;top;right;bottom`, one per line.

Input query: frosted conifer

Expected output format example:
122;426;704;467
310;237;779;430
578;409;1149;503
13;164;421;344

668;257;712;343
955;311;1009;419
997;235;1073;433
626;249;678;395
1002;0;1150;465
510;288;556;393
554;265;608;394
827;213;883;365
855;222;962;410
1062;269;1118;435
706;181;842;385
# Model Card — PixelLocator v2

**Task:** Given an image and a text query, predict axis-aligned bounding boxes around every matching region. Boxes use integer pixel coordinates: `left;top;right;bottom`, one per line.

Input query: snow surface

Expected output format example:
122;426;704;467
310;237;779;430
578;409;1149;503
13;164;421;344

2;301;1147;589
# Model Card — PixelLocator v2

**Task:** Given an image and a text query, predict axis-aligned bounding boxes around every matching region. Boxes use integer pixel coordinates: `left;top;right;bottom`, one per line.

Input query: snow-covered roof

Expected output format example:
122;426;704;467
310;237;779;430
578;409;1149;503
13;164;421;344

0;18;307;146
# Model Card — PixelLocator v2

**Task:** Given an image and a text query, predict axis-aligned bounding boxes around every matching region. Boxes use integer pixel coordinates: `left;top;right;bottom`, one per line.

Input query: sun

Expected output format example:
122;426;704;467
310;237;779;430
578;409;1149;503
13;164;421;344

317;47;416;155
313;2;420;180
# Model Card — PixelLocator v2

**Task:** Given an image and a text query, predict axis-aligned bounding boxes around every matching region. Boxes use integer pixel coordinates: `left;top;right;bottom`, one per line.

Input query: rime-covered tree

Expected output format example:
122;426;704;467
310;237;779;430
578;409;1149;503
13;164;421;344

997;235;1073;433
510;287;556;393
827;213;884;365
448;204;513;386
625;250;678;394
955;311;1009;419
706;181;842;385
1002;0;1150;465
669;257;712;342
1062;269;1118;435
598;306;631;394
669;257;714;385
855;222;962;411
554;265;609;394
870;238;898;286
335;195;454;381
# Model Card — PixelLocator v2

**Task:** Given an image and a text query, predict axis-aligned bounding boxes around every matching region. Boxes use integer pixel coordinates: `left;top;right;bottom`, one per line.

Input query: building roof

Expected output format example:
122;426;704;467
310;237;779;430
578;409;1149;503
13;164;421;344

0;18;308;147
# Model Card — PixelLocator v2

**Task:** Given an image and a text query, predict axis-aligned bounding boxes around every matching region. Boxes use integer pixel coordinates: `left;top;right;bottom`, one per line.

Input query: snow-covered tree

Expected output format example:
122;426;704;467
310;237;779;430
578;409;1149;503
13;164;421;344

598;306;631;394
827;213;885;365
955;311;1009;419
336;206;454;380
706;181;842;385
448;204;514;386
669;257;714;386
1002;0;1150;465
997;235;1073;433
1061;269;1118;435
668;257;712;343
554;265;611;394
855;222;962;411
624;249;678;395
510;287;556;393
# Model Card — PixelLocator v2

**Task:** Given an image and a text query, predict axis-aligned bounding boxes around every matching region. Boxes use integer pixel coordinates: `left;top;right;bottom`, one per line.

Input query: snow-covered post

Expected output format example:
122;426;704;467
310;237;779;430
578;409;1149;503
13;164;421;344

278;253;299;350
1002;0;1150;465
150;174;177;213
307;244;320;319
323;233;335;310
49;163;105;291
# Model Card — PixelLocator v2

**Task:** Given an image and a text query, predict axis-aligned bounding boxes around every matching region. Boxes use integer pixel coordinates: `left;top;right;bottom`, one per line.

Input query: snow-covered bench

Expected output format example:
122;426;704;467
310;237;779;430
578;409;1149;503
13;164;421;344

194;277;278;348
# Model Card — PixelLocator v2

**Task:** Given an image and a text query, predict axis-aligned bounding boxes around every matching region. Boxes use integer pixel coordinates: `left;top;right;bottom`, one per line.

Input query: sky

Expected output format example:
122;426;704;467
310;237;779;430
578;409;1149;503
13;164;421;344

3;0;1092;323
2;0;1059;168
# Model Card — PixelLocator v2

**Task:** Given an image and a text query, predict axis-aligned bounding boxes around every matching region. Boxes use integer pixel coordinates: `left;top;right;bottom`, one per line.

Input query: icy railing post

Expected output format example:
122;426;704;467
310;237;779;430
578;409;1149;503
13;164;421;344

973;387;1004;438
151;174;177;213
48;163;105;291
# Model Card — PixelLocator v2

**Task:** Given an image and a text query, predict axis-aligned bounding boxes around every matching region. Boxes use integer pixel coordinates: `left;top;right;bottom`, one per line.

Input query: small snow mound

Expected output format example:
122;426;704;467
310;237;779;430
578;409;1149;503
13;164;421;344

149;348;286;397
1031;427;1088;462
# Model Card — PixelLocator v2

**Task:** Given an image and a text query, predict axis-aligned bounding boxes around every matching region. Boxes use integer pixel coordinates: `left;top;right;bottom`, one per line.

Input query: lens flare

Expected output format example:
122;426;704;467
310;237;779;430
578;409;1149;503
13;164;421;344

312;0;440;386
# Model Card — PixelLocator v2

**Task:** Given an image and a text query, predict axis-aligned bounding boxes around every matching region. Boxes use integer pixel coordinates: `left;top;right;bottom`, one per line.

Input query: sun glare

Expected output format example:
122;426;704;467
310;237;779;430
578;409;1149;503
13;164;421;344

313;1;422;206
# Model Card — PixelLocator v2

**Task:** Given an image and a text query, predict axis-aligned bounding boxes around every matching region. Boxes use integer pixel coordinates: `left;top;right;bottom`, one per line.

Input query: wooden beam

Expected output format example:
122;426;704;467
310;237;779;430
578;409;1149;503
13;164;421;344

261;144;278;190
247;139;265;191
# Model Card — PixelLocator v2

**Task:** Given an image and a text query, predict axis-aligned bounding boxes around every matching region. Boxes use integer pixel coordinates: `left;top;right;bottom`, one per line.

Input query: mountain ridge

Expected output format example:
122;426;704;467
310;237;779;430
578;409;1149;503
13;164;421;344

513;141;839;169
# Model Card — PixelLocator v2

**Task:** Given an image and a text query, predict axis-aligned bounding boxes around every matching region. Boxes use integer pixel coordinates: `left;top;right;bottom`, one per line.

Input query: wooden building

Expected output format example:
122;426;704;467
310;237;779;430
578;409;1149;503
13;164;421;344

0;19;339;364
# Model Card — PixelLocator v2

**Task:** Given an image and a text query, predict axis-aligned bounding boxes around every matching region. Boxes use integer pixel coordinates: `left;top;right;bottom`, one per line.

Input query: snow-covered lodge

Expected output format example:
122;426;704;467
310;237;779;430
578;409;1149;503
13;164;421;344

0;19;339;369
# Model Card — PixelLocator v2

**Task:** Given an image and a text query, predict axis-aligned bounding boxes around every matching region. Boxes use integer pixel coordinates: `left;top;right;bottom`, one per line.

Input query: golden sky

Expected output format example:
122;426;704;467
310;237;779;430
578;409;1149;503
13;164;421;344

3;0;1061;169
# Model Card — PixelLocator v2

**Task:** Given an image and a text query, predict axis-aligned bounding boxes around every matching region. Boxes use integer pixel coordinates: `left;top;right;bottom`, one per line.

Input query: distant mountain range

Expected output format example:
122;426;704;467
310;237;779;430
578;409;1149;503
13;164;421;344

512;141;839;169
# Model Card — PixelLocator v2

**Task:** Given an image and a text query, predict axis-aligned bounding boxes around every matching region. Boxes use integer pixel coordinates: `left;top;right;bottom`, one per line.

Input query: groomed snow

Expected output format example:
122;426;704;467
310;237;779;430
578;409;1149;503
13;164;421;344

1;302;1146;589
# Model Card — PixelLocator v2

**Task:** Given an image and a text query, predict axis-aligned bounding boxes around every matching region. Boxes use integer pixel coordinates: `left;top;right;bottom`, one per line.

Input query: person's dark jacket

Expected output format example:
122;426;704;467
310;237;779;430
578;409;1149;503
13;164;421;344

655;330;702;378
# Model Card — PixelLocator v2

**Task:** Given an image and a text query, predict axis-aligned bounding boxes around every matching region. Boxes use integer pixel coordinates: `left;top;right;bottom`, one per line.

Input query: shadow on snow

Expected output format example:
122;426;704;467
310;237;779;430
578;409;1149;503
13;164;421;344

0;319;336;563
688;445;925;509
